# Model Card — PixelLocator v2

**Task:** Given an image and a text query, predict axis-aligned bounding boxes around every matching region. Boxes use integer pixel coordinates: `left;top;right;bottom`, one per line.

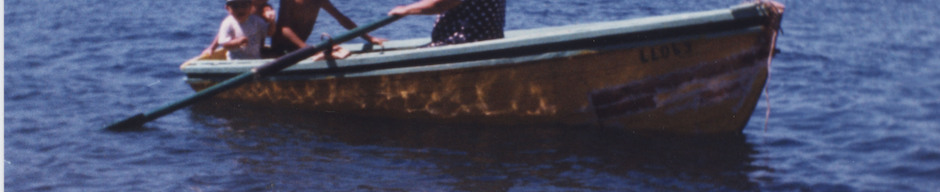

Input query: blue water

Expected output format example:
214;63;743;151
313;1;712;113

6;0;940;191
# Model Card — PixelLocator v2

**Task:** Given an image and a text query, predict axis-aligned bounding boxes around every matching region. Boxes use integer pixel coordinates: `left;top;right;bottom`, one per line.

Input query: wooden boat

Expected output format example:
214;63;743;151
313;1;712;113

181;2;784;134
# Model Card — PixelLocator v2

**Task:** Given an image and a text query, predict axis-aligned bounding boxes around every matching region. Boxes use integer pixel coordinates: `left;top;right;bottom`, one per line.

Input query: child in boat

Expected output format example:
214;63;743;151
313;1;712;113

253;0;277;24
203;0;277;58
270;0;386;56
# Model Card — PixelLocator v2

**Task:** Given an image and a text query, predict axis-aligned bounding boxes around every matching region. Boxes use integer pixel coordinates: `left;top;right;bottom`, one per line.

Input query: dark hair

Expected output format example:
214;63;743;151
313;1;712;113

226;0;251;6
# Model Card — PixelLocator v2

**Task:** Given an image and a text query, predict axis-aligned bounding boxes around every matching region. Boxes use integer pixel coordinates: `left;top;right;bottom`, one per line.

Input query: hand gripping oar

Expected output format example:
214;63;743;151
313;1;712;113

104;15;402;131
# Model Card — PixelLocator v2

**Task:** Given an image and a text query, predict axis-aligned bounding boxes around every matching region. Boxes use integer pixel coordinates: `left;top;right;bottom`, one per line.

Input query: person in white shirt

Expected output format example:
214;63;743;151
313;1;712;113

213;0;275;60
202;0;276;57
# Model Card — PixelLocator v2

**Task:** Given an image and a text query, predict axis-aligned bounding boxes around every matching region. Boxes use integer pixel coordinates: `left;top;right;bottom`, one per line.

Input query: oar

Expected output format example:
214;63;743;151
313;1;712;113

104;15;403;131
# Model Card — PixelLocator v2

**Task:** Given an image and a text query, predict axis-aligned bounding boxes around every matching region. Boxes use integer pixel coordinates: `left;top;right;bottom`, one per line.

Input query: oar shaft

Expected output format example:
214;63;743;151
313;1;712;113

254;15;402;76
145;72;254;119
104;16;402;131
105;72;254;130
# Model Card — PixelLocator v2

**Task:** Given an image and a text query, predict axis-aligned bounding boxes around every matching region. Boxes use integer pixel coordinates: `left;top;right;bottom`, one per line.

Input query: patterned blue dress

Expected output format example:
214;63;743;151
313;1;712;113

429;0;506;47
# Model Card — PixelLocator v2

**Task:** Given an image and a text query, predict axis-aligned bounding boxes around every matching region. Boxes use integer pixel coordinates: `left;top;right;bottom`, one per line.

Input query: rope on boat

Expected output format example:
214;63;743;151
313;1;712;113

758;0;785;133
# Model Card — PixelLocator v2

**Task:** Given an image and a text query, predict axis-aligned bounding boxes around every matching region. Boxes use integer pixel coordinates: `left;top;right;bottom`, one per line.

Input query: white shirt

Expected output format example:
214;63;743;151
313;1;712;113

216;15;268;60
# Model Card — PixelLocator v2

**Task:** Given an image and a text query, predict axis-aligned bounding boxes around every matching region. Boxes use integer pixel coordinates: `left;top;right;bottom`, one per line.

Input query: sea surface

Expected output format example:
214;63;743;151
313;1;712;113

5;0;940;191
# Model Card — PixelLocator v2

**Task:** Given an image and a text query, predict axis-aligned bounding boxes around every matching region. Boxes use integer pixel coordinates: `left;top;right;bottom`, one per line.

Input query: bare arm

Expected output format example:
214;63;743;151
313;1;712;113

263;5;276;36
388;0;462;16
212;19;247;53
280;26;308;48
202;37;220;55
221;37;248;49
321;1;358;30
267;23;276;37
322;1;386;44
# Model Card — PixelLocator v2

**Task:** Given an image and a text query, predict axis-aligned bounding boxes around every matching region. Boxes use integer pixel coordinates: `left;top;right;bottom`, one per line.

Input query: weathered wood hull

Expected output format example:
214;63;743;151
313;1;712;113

182;2;783;133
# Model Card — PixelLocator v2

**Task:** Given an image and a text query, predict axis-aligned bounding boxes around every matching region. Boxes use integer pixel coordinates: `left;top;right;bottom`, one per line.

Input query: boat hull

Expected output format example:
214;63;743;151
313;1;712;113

183;2;783;134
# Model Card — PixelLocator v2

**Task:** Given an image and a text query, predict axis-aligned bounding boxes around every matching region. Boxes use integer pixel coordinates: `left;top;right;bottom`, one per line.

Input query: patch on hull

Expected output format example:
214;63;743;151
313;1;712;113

589;49;763;121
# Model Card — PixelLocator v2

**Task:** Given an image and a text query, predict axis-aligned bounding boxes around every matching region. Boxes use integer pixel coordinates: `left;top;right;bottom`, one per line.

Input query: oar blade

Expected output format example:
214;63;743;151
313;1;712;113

104;113;147;131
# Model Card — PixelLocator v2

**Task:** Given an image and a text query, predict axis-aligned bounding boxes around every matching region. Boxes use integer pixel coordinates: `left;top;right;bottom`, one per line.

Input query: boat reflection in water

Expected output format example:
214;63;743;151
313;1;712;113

189;101;767;191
